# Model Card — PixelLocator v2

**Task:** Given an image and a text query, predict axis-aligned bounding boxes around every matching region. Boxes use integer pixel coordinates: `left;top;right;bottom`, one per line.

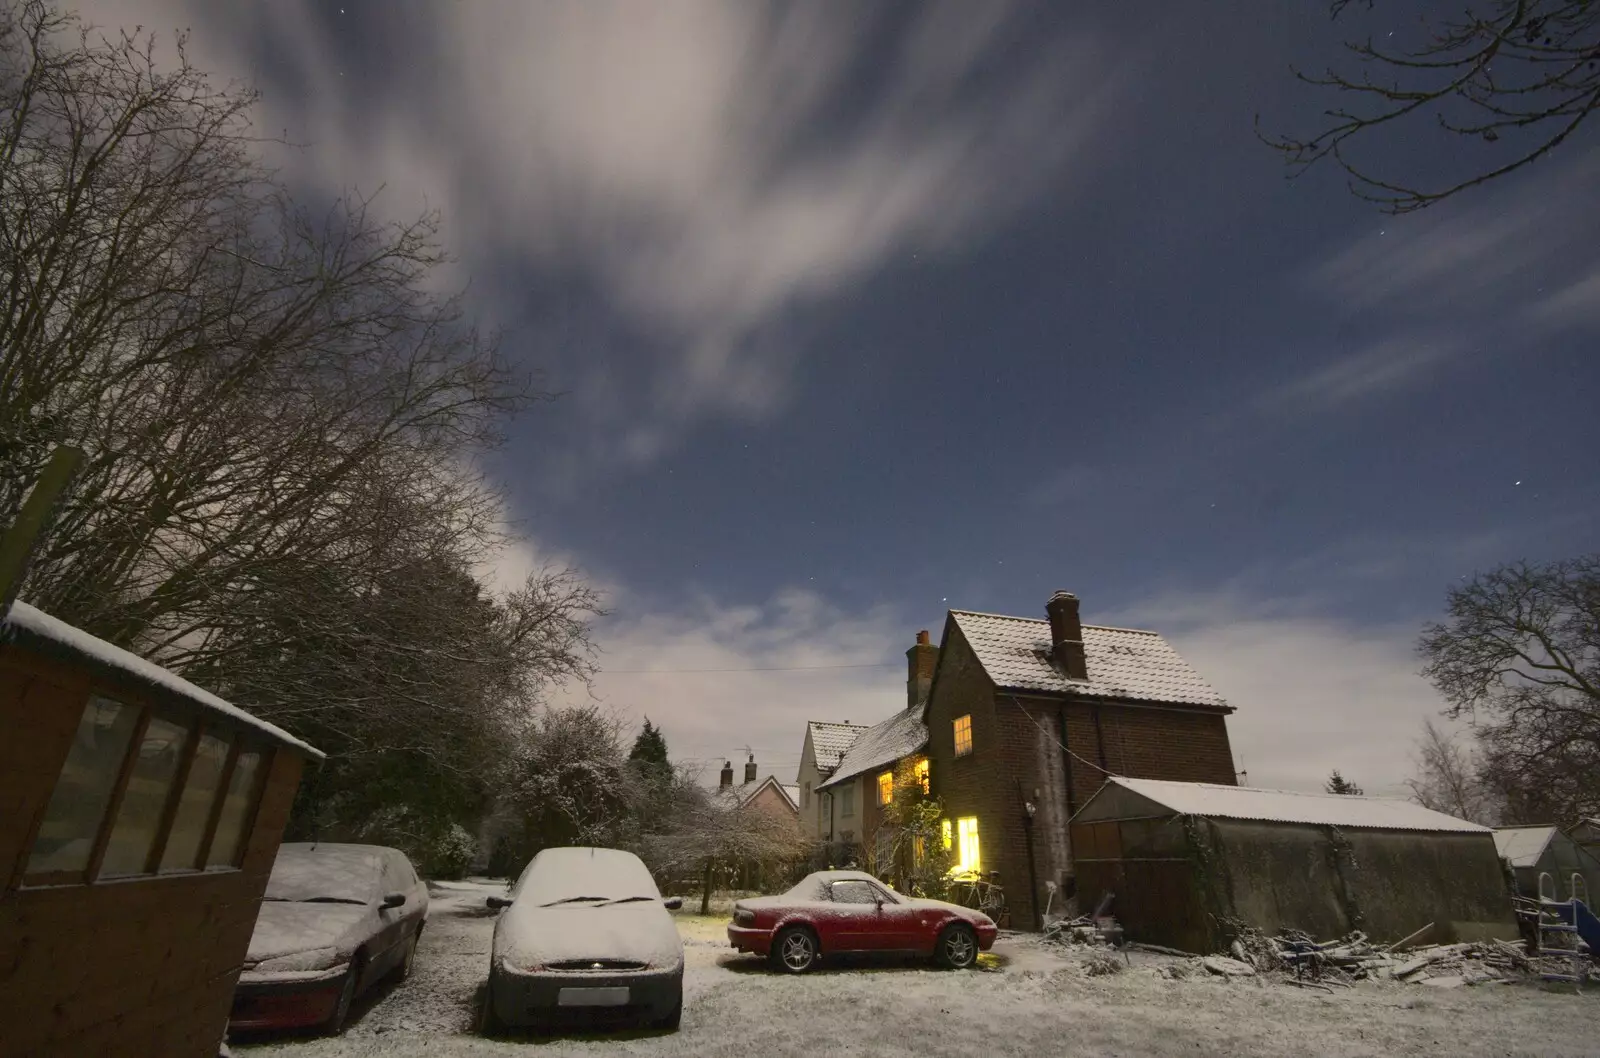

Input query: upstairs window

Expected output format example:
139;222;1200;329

877;771;893;806
953;714;973;757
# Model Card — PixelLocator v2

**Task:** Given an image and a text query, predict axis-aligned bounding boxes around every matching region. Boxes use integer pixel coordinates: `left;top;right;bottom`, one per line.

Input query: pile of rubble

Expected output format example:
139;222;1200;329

1182;925;1540;990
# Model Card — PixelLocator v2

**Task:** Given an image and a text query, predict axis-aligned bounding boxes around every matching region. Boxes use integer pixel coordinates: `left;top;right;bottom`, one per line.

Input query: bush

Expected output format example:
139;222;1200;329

425;824;477;880
1083;949;1124;976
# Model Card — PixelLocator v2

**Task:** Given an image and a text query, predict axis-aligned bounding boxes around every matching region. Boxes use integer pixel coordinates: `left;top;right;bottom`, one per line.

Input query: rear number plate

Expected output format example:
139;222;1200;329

557;986;630;1007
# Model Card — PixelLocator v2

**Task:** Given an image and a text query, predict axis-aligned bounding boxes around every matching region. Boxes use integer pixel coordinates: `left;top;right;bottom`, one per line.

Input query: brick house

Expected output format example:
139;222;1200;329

712;754;800;820
923;591;1237;930
809;631;940;862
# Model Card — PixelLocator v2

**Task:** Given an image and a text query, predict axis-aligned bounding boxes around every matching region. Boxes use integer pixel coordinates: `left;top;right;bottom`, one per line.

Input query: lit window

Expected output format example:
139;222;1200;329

25;696;140;879
955;816;981;875
913;835;926;865
941;818;952;850
953;715;973;757
877;771;893;806
914;758;930;794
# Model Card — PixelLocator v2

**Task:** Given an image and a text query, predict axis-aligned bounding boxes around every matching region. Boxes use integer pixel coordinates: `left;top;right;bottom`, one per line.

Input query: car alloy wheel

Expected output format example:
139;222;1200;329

938;923;978;969
774;926;818;973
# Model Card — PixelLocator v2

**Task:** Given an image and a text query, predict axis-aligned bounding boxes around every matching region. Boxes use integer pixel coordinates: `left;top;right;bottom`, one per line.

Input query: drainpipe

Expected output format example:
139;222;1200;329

1018;780;1041;930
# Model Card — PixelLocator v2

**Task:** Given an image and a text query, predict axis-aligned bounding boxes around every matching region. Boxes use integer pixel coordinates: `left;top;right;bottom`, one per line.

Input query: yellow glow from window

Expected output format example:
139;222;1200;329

941;819;952;850
877;771;893;806
955;816;981;875
913;835;926;865
953;715;972;757
914;758;930;794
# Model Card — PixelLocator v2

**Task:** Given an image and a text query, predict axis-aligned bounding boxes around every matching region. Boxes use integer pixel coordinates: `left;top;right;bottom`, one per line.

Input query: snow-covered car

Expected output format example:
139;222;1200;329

727;870;998;972
481;846;685;1034
229;843;429;1035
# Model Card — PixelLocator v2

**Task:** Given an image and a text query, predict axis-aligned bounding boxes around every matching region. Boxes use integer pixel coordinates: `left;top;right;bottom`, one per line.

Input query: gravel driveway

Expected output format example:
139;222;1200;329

232;879;1596;1058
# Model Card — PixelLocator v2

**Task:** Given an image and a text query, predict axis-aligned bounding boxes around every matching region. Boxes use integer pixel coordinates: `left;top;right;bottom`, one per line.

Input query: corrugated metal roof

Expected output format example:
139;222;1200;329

1102;777;1490;833
2;601;323;758
807;720;870;771
817;707;927;790
1494;826;1558;867
951;611;1227;708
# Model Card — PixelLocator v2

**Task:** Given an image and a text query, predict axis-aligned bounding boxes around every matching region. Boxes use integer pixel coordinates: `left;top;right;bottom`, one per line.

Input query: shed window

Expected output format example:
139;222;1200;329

877;771;894;806
207;750;264;868
24;696;140;878
100;716;190;878
160;731;230;872
953;714;973;757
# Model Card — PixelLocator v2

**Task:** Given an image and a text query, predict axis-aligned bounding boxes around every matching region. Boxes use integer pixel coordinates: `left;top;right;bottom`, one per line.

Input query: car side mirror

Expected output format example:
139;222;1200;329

381;892;406;910
486;895;512;910
663;896;683;911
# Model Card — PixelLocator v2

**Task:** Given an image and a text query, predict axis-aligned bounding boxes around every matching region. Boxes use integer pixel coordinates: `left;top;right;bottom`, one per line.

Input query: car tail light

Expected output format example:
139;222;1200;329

733;908;755;926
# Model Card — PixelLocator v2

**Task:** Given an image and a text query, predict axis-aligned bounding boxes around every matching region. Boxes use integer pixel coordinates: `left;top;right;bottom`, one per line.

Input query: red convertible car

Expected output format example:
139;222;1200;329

727;870;997;972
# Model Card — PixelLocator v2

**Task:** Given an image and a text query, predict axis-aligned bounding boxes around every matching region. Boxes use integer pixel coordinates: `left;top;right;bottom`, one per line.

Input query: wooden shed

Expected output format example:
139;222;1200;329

1069;777;1518;954
0;601;323;1058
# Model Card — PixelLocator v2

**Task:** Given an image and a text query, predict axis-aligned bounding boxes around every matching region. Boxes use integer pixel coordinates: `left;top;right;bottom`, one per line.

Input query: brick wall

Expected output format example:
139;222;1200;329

923;627;1011;894
0;646;307;1058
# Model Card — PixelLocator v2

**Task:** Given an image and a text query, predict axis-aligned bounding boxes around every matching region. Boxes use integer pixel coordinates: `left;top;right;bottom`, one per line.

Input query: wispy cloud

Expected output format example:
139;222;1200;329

1255;333;1461;412
77;0;1123;466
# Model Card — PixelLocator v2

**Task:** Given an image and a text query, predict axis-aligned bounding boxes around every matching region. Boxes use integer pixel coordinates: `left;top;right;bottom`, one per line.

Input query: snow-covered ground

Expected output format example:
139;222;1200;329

234;879;1596;1058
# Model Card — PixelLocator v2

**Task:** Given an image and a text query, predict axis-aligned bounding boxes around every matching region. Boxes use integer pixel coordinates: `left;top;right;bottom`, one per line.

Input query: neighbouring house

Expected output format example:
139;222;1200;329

814;631;938;870
1495;825;1600;903
712;754;800;820
1071;777;1518;954
0;601;322;1058
922;590;1238;929
796;720;870;841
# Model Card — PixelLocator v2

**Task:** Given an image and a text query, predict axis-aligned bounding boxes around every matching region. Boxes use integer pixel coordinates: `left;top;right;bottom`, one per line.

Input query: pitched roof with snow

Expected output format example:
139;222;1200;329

712;774;798;813
817;707;927;790
1494;826;1559;867
950;610;1227;708
1;600;323;758
1090;777;1491;833
807;720;871;772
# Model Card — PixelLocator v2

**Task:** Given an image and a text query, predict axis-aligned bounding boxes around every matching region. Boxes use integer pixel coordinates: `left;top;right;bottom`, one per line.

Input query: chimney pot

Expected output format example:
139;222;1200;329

719;760;734;788
1045;590;1088;681
744;753;758;784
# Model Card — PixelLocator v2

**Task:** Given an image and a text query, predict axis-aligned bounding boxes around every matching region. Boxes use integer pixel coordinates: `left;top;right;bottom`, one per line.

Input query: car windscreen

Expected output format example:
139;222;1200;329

518;849;661;906
263;849;380;904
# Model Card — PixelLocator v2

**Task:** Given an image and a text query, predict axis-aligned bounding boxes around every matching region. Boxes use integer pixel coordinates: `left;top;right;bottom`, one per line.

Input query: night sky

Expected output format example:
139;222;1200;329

75;1;1599;794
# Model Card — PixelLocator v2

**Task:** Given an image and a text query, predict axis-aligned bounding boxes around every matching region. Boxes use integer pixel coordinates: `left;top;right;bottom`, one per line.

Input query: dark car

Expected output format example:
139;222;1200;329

229;842;429;1035
482;846;685;1034
727;870;997;972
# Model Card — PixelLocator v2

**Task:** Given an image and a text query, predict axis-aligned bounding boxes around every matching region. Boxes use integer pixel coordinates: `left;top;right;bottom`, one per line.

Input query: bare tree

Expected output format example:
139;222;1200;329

1264;1;1600;212
1406;718;1498;824
1419;555;1599;824
642;786;812;914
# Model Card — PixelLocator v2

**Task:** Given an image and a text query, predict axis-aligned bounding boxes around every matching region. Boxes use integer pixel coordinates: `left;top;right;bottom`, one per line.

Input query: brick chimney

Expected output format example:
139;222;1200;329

744;752;758;784
906;629;939;707
719;760;734;787
1045;590;1087;681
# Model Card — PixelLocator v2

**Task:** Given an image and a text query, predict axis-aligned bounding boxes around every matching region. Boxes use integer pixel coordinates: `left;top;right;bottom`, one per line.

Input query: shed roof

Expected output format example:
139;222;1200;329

1083;777;1490;833
806;720;870;772
949;610;1227;708
1494;826;1559;867
817;706;927;791
2;601;323;758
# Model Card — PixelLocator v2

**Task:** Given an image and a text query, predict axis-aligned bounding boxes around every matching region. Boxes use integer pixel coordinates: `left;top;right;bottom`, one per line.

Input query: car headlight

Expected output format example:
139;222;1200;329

733;909;755;926
251;947;343;973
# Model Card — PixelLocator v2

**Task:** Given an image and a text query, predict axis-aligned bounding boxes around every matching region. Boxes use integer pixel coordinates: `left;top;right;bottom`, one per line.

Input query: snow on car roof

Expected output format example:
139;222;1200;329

517;846;662;903
266;843;387;903
784;870;888;900
1;601;322;757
